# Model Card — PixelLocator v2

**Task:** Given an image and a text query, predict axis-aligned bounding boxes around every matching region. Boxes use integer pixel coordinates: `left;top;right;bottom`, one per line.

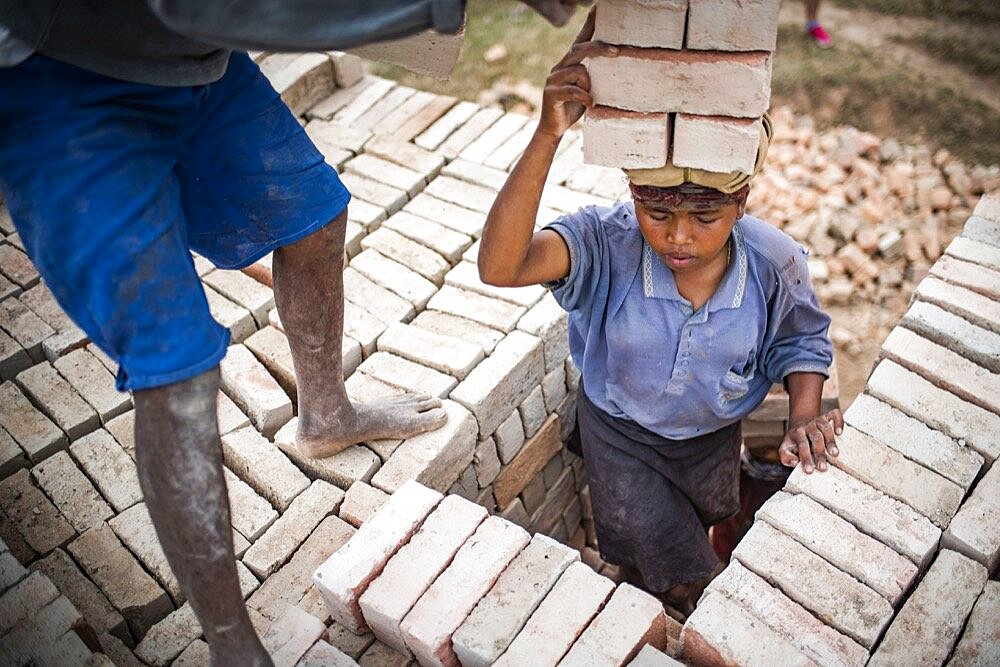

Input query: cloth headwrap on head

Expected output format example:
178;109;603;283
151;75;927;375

625;113;773;194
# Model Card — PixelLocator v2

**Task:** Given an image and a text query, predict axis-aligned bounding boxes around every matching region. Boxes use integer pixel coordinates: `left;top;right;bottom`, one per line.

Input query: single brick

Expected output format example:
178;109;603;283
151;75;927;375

706;560;867;667
438;106;505;158
339;481;389;528
343;266;415;325
686;0;781;51
386;92;459;141
630;644;683;666
31;451;113;533
356;351;457;399
589;49;772;118
221;426;309;511
518;386;547;438
413;310;504;354
542;183;614;214
0;297;54;362
68;524;173;639
531;468;575;534
494;414;562;508
30;548;129;643
244;480;344;579
360;495;488;655
459;112;531;165
757;491;917;605
2;594;88;665
732;521;893;647
869;550;987;667
172;639;209;666
0;468;75;555
244;326;297;402
494;411;527;467
327;51;363;87
53;349;130;423
333;76;395;126
930;253;1000;301
377;322;484;380
219;344;293;438
306;76;372;120
0;328;30;381
109;503;183;604
943;460;1000;571
351;26;463;79
69;430;142;512
202;269;273;327
473;436;501;488
0;570;59;635
217;390;251;435
0;425;25;478
313;480;443;633
350;85;417;133
134;603;201;666
950;580;1000;666
495;561;614;666
305;118;371;156
405;192;485;238
358;640;410;667
0;548;28;594
203;285;256;344
223;467;277;541
370;400;476;494
401;516;531;666
561;583;669;666
541;366;567;414
346;153;425;198
17;362;98;440
299;640;357;667
785;465;939;568
361;231;451;289
867;360;999;463
445;260;546;307
0;244;39;288
449;463;479;502
350;249;437;310
248;515;355;622
348;198;388;232
902;300;999;373
672;114;763;175
344;300;388;356
946;235;1000;272
452;534;578;667
261;52;334;116
844;393;982;489
484;121;537;171
830;425;963;529
582;107;670;169
680;592;815;667
274;419;380;490
425;175;497;215
593;0;686;49
260;604;328;667
339;172;408;215
381;211;472;264
415;100;480;151
441;158;509;191
366;133;445;180
450;330;544;437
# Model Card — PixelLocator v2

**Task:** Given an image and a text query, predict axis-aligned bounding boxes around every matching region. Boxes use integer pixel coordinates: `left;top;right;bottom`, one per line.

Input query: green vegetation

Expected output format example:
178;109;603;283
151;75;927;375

894;33;1000;81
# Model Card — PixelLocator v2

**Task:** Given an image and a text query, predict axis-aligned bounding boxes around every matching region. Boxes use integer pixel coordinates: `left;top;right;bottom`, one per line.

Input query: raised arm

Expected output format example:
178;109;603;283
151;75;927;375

478;10;617;287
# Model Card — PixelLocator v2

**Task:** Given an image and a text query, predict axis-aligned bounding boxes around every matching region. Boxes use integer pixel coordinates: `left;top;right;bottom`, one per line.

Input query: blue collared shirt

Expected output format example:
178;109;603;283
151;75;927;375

546;202;833;440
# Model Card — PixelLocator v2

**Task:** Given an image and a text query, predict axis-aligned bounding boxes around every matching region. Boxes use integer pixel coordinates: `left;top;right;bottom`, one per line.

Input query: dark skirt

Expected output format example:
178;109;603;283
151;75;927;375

576;388;742;592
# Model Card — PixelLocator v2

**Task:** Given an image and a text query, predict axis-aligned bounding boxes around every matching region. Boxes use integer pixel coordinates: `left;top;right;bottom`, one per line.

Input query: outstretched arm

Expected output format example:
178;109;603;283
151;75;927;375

478;9;617;287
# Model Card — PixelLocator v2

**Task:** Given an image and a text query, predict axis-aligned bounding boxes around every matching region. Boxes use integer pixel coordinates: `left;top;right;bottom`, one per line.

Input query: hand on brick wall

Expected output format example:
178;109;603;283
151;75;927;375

779;408;844;474
538;9;618;139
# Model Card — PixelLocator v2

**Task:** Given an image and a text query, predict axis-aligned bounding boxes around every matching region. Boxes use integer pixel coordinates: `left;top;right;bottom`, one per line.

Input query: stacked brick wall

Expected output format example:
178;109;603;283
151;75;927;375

582;0;780;172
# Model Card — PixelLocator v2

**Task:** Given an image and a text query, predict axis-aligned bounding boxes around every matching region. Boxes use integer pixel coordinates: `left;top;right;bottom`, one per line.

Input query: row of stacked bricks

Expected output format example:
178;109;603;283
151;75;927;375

680;194;1000;666
582;0;778;173
0;46;637;663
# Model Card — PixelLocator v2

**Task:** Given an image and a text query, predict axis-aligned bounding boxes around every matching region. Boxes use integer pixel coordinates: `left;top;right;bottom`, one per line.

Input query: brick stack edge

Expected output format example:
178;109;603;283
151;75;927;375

583;0;779;172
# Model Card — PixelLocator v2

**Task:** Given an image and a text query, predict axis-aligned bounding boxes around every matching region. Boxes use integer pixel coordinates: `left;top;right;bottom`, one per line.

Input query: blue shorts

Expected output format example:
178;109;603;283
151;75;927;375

0;52;350;391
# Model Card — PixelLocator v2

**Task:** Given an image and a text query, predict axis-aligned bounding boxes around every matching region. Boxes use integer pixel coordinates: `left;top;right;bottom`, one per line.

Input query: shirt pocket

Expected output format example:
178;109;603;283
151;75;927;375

719;350;757;403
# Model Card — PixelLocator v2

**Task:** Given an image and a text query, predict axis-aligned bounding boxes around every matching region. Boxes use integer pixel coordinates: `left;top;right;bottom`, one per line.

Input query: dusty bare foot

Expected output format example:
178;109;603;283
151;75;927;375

296;394;448;458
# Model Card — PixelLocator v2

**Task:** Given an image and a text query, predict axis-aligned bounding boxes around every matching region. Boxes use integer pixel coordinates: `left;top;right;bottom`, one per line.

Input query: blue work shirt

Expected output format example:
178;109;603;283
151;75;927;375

545;202;833;440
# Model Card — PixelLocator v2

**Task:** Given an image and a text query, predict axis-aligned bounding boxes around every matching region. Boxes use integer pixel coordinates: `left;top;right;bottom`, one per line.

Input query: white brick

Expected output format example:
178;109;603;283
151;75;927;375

260;52;333;116
494;409;526;464
473;437;501;488
441;158;509;191
312;480;442;633
333;77;395;125
867;360;999;462
329;51;365;87
343;266;415;325
706;561;867;667
460;113;531;165
425;175;497;214
542;366;567;413
203;285;255;344
244;326;296;401
439;107;505;159
0;329;30;381
785;464;939;568
686;0;781;51
219;344;293;438
343;300;387;356
0;426;25;478
453;534;578;667
351;29;463;80
244;480;344;579
672;114;763;174
630;645;683;666
950;580;1000;666
274;419;380;490
929;254;1000;301
339;481;389;528
495;561;614;666
757;491;918;605
445;260;546;307
0;244;38;288
593;0;687;49
589;50;772;118
844;393;982;489
348;199;387;232
69;430;142;512
220;426;308;511
405;193;485;238
381;211;472;264
299;640;357;667
377;322;484;380
518;385;547;438
224;467;277;541
202;269;273;327
0;571;59;635
902;299;999;373
869;551;987;667
17;363;98;440
943;461;1000;571
307;75;375;120
451;331;544;437
108;503;182;604
339;171;408;215
31;451;112;533
357;351;457;399
401;516;531;666
415;100;479;151
350;248;437;308
582;107;670;169
370;400;476;494
365;133;445;180
732;521;893;648
428;285;526;333
413;310;504;354
261;604;328;667
350;85;416;133
53;349;130;423
360;495;487;655
346;153;425;198
561;583;669;666
0;297;53;362
305;118;371;156
217;389;250;435
484;120;538;171
946;235;1000;272
134;603;201;666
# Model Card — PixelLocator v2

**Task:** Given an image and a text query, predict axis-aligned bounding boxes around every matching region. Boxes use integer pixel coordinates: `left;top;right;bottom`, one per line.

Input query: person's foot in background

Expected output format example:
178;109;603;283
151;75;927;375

807;20;832;48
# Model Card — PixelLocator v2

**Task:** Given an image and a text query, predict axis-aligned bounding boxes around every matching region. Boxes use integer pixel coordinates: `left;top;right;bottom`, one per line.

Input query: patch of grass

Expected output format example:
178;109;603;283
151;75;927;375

833;0;1000;22
371;0;587;102
894;33;1000;81
771;24;1000;165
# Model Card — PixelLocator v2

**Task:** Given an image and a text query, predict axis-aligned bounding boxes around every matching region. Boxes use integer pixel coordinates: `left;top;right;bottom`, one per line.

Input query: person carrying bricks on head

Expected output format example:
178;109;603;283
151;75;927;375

0;0;590;663
479;10;843;618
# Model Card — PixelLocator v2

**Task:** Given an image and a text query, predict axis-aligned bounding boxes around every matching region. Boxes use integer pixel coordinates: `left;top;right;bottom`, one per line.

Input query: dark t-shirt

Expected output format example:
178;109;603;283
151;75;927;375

0;0;465;85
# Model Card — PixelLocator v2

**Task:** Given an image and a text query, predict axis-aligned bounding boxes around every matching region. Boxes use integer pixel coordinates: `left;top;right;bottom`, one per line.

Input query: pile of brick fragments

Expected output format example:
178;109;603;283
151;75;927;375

0;38;997;667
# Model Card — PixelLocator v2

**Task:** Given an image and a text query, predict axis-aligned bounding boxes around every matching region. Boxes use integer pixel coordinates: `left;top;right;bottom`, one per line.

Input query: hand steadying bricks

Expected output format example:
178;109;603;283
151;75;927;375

0;1;590;663
478;7;841;618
